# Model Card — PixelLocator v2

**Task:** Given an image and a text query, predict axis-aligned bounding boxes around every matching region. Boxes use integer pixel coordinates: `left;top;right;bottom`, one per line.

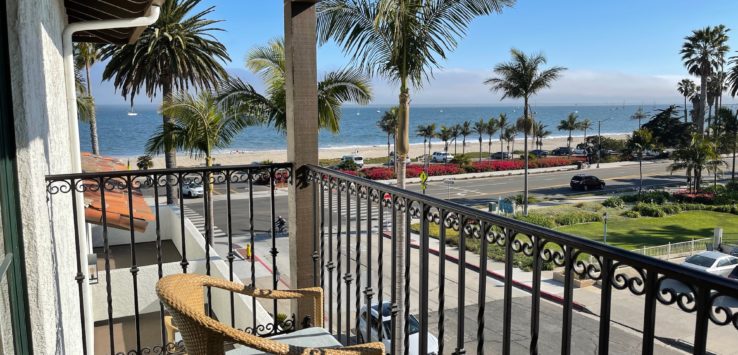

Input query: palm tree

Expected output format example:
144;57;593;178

668;134;727;192
534;123;551;150
438;125;454;152
378;107;399;163
100;0;230;204
460;121;472;155
706;73;725;135
497;113;508;157
474;119;486;162
451;124;462;155
74;67;94;124
631;107;647;128
486;118;500;156
627;128;654;195
503;127;516;157
74;43;101;155
416;123;436;163
580;119;592;143
678;79;697;123
219;38;372;133
485;49;564;215
558;113;580;154
681;25;730;135
146;91;249;240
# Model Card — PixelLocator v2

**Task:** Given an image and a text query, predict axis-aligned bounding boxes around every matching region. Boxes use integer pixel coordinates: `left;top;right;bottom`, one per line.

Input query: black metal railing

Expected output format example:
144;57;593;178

45;163;292;355
305;165;738;355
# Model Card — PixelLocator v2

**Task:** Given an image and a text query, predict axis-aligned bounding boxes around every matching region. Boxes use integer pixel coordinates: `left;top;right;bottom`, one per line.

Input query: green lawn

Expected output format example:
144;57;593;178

556;210;738;250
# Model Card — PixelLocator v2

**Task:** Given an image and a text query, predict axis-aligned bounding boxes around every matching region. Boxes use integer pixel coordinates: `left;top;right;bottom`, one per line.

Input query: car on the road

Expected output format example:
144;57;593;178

389;151;411;165
431;151;454;163
530;149;548;157
551;147;572;156
182;182;204;198
358;302;439;355
569;174;605;191
571;148;587;156
490;151;512;160
341;154;365;168
681;251;738;276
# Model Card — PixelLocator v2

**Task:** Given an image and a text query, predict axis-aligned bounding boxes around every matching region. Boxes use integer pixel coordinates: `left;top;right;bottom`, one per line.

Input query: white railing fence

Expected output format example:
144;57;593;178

631;237;713;260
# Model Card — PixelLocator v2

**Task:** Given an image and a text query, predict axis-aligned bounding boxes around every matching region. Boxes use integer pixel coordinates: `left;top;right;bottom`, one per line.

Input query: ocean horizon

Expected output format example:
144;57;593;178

80;103;708;157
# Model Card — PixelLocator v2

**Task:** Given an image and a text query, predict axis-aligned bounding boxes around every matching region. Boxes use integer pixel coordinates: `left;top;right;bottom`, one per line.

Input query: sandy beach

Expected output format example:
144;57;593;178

143;134;629;168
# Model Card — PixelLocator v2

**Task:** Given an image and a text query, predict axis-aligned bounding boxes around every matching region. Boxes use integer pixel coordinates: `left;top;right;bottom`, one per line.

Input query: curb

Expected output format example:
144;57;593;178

382;232;589;313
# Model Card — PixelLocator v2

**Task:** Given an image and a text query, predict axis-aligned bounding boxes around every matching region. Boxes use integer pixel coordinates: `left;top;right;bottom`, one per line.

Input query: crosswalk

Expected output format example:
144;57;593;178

322;191;391;222
182;206;228;239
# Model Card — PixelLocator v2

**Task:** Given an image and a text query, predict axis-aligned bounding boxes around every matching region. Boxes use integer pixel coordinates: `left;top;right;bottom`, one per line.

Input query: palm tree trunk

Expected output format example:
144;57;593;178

387;133;391;164
488;136;492;156
523;100;529;216
206;155;214;246
684;95;689;124
638;153;643;195
393;87;409;355
700;72;707;135
732;135;736;181
454;138;457;155
478;136;482;162
500;134;504;159
85;63;99;155
462;137;466;154
163;80;178;204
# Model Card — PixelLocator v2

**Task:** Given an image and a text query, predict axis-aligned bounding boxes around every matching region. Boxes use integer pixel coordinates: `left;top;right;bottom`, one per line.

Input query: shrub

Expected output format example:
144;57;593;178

632;203;665;217
451;154;472;167
622;210;640;218
515;214;556;229
337;159;359;171
726;181;738;191
660;204;682;215
553;211;602;226
672;191;715;204
360;167;394;180
622;191;671;204
602;196;625;208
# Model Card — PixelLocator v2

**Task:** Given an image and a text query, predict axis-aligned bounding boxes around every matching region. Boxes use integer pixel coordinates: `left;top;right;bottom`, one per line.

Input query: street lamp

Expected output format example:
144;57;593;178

596;118;611;168
603;212;609;244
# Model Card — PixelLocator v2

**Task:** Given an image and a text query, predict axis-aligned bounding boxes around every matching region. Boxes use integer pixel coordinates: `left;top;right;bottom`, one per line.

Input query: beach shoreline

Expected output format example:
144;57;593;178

135;133;629;169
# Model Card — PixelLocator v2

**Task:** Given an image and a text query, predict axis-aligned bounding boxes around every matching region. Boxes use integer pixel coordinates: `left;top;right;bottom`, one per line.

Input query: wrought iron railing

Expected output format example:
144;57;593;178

305;165;738;355
45;163;292;355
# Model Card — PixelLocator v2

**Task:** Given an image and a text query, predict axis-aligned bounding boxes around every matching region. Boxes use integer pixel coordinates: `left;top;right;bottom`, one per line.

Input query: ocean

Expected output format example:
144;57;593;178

79;104;696;157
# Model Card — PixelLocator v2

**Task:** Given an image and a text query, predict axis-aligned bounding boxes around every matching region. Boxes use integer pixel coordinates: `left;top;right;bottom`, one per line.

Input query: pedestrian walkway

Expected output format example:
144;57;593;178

323;190;392;222
182;206;228;239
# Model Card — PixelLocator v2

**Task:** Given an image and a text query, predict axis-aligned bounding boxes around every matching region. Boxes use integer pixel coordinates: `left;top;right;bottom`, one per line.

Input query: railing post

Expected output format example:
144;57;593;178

667;242;671;260
284;0;319;327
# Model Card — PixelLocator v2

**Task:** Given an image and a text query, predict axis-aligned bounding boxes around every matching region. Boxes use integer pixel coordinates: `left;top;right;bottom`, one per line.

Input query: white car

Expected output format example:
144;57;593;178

358;303;439;355
389;151;411;165
430;151;454;163
182;182;204;198
681;251;738;276
341;154;365;168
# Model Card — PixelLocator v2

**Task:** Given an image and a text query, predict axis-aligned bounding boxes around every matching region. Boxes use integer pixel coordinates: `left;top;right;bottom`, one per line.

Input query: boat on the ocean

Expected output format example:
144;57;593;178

127;106;138;116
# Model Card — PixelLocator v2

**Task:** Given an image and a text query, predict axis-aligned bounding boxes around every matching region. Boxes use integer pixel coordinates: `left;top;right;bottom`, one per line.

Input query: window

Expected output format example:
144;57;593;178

717;257;738;267
685;255;717;268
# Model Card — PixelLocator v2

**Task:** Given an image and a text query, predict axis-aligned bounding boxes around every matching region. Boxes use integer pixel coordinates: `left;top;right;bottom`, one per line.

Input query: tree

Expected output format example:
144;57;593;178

438;125;454;152
503;126;516;156
681;25;730;135
473;119;486;162
668;134;726;192
534;123;551;150
146;91;249;240
677;79;697;124
558;113;580;154
451;124;462;155
626;128;654;195
580;119;592;142
416;123;436;163
220;38;372;133
100;0;230;204
74;43;102;155
485;49;564;215
460;121;472;155
486;118;500;156
706;72;726;134
631;107;647;128
642;105;691;148
378;107;399;163
497;113;508;157
714;107;737;180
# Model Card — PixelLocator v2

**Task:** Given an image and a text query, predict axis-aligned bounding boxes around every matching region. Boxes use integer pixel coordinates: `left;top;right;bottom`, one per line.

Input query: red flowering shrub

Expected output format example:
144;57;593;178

672;191;715;204
529;157;578;168
338;169;359;176
360;167;394;180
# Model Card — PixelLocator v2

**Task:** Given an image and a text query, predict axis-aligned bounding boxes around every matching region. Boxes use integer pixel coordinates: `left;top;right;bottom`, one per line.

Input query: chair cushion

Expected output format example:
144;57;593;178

226;327;342;354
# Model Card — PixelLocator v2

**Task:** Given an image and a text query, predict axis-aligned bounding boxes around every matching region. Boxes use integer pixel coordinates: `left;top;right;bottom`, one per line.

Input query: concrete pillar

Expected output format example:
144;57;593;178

284;0;319;327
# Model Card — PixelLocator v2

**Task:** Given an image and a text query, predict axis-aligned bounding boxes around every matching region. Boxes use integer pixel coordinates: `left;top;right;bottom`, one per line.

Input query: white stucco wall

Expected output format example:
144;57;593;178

5;0;84;354
0;204;14;355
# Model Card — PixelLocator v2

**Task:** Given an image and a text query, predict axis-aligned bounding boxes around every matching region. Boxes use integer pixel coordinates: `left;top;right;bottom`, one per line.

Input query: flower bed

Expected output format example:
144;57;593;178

355;157;578;180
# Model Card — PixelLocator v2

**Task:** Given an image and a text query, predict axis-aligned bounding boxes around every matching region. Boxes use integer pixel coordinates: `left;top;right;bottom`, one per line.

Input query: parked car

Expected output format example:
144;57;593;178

729;265;738;280
569;174;605;191
358;302;439;355
571;148;587;156
431;151;454;163
530;149;548;157
490;151;512;159
341;154;365;168
389;151;411;164
182;182;204;198
681;251;738;276
551;147;572;156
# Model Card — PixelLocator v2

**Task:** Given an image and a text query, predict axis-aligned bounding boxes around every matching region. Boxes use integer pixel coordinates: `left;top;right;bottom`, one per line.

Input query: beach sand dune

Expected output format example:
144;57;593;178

145;134;628;169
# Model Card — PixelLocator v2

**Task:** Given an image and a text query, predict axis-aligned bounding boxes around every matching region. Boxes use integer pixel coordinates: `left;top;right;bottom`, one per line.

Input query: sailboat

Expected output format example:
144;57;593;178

127;104;138;117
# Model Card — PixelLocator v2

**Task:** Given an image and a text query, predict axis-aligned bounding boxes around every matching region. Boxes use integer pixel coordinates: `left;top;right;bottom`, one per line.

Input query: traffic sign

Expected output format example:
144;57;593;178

419;171;428;183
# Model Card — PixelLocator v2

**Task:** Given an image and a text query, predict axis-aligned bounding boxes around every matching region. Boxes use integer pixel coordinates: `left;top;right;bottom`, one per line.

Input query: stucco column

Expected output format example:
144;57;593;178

284;0;319;327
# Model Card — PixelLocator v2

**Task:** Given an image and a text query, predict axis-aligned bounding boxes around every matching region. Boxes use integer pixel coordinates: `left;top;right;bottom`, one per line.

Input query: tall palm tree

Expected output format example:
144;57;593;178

503;127;516;157
74;65;94;124
474;119;486;162
219;38;372;133
627;128;654;195
668;134;726;193
558;113;580;154
706;73;725;135
677;79;697;124
451;124;462;155
146;91;249;240
460;121;472;154
580;118;592;143
534;123;551;150
486;118;500;156
497;113;508;157
416;123;436;163
100;0;230;203
438;125;454;152
631;107;647;128
74;43;101;155
681;25;730;135
378;107;399;163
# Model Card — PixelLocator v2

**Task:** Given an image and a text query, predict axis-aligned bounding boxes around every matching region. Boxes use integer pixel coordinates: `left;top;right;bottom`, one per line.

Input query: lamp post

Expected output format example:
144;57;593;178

603;212;609;244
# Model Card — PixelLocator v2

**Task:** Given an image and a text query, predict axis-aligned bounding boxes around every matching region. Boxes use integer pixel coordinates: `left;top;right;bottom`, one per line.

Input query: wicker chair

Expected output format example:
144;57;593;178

156;274;385;355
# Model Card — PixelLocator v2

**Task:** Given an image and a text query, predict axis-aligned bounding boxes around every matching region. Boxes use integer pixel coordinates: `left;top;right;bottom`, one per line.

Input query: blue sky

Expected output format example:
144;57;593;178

91;0;738;106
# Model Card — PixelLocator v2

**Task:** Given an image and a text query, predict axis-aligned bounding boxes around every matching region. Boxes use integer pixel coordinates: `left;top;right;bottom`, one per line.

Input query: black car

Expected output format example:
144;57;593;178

552;147;572;156
570;175;605;191
530;149;548;157
490;151;512;159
